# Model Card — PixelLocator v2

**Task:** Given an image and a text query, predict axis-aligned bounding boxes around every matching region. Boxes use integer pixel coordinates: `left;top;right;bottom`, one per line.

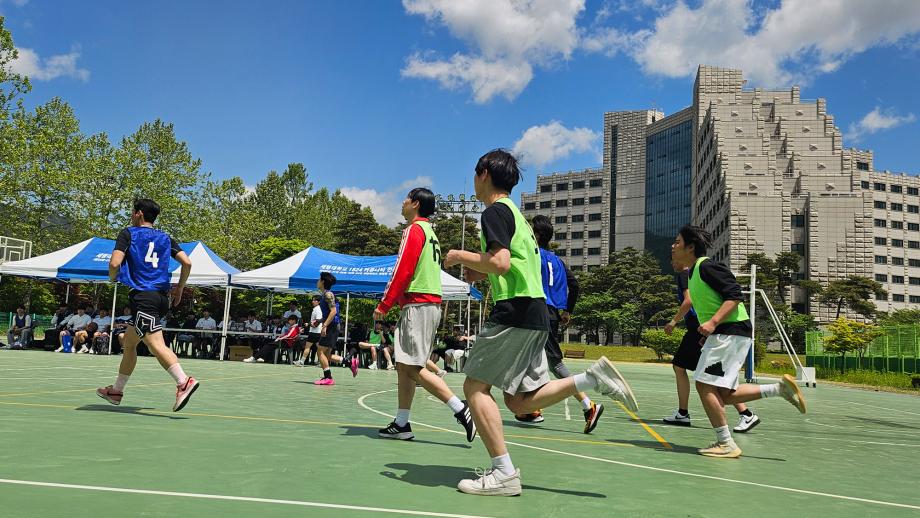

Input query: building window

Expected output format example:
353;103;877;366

588;213;602;221
891;184;903;193
791;243;806;255
874;218;887;228
892;275;905;284
571;248;583;256
911;296;920;304
892;221;904;229
874;201;887;210
893;294;905;302
524;202;536;210
556;182;568;191
587;247;601;256
540;201;551;209
791;215;806;227
588;230;601;238
556;249;567;256
892;239;904;247
589;196;602;204
891;203;903;211
572;198;585;206
874;182;886;191
589;179;602;188
909;205;920;214
856;161;870;171
911;277;920;286
874;237;887;246
910;241;920;249
875;274;888;282
893;257;904;266
572;214;585;223
908;187;919;196
861;181;870;189
555;216;567;224
910;259;920;268
571;231;584;239
540;184;553;193
876;292;888;301
572;180;585;189
909;223;920;231
556;199;568;208
875;255;888;264
555;232;567;241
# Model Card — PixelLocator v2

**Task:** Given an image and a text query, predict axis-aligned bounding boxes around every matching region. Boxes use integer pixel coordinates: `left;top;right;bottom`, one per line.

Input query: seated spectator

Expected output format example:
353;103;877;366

282;302;301;322
111;306;133;354
357;320;394;370
293;295;322;366
5;305;32;349
75;308;111;354
243;311;263;347
55;306;91;353
45;303;72;350
429;326;468;372
244;314;299;363
194;309;218;358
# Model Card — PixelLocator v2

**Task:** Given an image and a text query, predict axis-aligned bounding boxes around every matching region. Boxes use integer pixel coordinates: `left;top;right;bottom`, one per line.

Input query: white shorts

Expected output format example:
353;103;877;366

693;334;752;390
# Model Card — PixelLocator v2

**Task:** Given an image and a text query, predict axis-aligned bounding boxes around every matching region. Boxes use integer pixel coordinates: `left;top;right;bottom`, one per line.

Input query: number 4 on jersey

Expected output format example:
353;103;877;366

145;241;159;269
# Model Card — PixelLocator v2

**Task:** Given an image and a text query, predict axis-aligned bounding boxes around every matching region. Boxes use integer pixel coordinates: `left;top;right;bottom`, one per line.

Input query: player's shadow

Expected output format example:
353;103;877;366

502;420;586;435
612;439;786;461
847;415;920;430
381;463;606;498
338;425;472;449
75;404;188;420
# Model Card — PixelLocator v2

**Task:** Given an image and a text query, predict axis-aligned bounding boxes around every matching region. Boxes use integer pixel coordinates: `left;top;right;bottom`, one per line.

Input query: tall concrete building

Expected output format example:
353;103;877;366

521;65;920;321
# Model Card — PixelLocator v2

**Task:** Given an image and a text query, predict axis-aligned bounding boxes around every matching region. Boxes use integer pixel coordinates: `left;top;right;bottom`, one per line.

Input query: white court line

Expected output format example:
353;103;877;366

847;400;920;418
0;478;494;518
357;390;920;511
563;399;571;421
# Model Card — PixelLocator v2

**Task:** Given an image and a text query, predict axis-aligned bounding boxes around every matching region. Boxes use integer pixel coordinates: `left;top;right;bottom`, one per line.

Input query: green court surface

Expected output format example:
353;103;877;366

1;350;918;517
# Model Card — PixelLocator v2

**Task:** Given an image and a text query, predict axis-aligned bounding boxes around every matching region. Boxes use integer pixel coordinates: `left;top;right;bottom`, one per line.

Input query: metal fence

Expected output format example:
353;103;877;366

806;325;920;374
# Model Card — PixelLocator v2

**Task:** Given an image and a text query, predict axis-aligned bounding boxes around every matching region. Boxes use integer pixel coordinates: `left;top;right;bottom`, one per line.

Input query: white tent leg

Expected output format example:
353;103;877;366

65;284;70;303
220;286;232;361
465;296;471;333
343;293;350;347
107;283;118;354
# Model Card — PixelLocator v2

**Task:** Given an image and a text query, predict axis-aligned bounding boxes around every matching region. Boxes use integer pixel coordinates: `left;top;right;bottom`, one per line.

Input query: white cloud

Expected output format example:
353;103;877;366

585;0;920;87
340;176;435;226
512;121;599;169
402;0;585;103
11;47;90;82
845;106;916;142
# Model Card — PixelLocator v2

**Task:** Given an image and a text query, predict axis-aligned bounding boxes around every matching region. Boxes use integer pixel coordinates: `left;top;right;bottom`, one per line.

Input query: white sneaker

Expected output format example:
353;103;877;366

243;357;255;363
386;364;395;371
437;369;447;378
734;413;760;433
779;374;807;413
54;346;64;352
368;363;378;370
588;356;639;412
77;346;89;354
256;358;264;363
662;410;691;426
293;360;304;367
457;468;522;496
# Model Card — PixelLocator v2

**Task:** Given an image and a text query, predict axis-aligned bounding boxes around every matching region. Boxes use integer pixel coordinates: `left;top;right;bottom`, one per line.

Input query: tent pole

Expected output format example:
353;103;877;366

220;286;232;361
466;296;471;333
107;283;118;354
343;292;350;347
65;284;70;303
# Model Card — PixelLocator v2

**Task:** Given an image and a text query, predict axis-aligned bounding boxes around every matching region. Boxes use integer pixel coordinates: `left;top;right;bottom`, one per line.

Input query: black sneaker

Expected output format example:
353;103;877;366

378;421;414;440
454;401;477;442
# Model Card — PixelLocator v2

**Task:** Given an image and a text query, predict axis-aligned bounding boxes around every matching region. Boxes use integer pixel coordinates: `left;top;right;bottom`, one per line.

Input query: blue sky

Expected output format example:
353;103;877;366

6;0;920;225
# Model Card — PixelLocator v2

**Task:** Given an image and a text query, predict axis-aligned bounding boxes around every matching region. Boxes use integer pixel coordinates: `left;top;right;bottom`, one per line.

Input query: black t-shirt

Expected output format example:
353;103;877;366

688;259;752;338
480;201;549;331
675;270;700;328
115;228;182;257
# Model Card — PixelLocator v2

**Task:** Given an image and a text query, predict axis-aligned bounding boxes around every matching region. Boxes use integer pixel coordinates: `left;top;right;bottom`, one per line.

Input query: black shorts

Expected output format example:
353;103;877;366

129;290;169;338
543;306;563;362
306;332;321;343
672;316;705;371
319;326;339;348
431;347;449;358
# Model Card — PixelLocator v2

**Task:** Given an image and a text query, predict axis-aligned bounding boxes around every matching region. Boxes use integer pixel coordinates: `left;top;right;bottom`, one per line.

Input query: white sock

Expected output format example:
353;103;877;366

573;372;597;392
113;373;130;393
580;396;593;410
395;408;410;427
167;364;189;386
491;454;515;476
714;425;732;444
446;396;465;414
760;383;781;398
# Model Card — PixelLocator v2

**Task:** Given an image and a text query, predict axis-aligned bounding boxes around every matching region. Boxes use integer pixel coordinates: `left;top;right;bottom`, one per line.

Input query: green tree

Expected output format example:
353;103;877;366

643;327;685;361
0;16;30;119
823;318;883;372
876;309;920;327
819;276;886;320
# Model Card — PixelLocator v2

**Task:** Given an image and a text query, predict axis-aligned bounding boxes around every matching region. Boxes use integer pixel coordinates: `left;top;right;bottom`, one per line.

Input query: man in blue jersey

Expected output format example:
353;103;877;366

96;199;199;412
512;215;603;434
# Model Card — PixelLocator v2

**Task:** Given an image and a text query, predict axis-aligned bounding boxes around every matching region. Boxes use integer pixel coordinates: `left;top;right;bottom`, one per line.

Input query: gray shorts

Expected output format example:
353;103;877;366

463;323;549;395
394;304;441;367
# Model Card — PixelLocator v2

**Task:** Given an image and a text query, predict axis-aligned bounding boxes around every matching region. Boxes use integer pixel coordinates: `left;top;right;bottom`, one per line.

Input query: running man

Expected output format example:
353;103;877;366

374;187;476;442
96;198;199;412
513;215;603;434
671;225;806;458
444;149;638;496
663;258;760;432
314;272;356;385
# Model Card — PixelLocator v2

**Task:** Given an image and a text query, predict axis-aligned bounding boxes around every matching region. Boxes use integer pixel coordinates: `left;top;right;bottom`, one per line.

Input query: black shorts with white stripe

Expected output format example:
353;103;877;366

129;290;169;338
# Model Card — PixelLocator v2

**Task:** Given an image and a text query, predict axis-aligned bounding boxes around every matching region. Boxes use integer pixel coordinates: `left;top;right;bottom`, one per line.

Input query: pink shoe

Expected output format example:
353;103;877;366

313;377;335;386
96;385;123;406
350;357;359;377
173;377;199;412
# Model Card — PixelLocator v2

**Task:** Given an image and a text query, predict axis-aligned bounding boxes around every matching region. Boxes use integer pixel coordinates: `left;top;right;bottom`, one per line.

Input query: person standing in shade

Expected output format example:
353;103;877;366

374;187;477;442
96;198;199;412
313;272;356;385
663;258;760;432
671;225;806;458
444;149;639;496
513;215;604;434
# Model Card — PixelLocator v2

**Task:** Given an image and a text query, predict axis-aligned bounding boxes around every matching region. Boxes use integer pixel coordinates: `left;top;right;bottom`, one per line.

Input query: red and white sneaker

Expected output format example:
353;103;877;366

96;385;123;406
173;377;199;412
350;357;359;377
313;377;335;386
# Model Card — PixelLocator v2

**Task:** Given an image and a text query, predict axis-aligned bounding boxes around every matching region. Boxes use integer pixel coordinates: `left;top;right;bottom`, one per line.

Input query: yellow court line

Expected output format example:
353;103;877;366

0;372;292;398
617;402;672;449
